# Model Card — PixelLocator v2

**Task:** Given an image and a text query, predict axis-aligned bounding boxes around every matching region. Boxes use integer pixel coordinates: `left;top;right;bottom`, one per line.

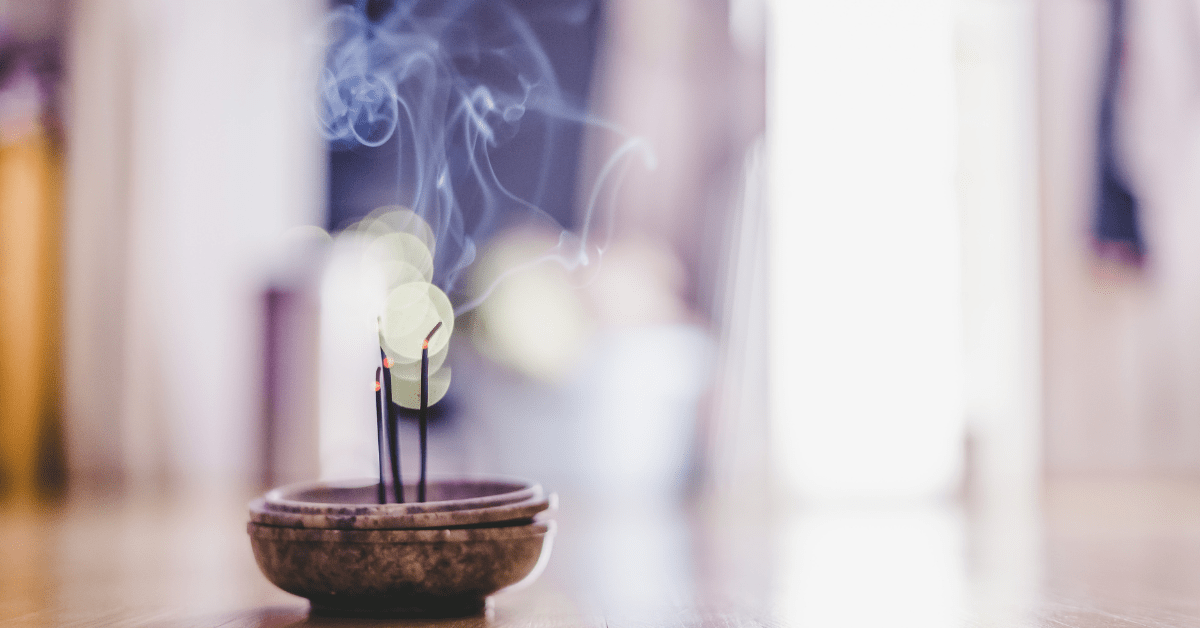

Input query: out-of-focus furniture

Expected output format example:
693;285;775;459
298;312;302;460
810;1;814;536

0;122;61;499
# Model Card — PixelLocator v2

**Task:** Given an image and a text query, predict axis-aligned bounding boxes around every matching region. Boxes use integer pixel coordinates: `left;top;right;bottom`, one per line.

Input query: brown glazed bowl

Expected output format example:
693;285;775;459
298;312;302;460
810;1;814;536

247;520;555;618
262;477;542;517
248;492;554;530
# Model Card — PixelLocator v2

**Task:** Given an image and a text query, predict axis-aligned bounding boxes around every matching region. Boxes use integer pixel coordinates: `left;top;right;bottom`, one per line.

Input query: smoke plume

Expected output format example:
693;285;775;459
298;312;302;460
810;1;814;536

316;0;654;313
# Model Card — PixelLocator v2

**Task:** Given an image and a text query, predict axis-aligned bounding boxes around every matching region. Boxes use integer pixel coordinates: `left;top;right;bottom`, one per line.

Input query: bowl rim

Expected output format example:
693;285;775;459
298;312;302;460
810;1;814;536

247;519;554;543
248;493;554;530
261;475;542;515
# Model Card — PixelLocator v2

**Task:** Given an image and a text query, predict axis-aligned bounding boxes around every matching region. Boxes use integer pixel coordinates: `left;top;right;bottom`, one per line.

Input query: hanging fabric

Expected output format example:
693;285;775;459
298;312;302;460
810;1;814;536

1094;0;1145;265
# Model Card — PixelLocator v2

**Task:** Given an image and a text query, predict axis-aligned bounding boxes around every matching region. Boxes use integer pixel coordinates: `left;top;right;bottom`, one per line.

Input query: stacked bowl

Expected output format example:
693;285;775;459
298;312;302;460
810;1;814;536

247;477;555;618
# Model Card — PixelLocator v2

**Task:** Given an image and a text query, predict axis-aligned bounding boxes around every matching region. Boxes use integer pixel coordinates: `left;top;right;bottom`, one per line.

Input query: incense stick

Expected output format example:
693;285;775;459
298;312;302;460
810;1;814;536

418;321;442;502
381;348;404;503
374;367;385;504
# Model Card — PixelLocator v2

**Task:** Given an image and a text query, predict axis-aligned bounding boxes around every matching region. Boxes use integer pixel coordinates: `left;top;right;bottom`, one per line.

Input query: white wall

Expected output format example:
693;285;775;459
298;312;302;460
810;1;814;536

769;0;964;502
769;0;1042;507
957;0;1041;506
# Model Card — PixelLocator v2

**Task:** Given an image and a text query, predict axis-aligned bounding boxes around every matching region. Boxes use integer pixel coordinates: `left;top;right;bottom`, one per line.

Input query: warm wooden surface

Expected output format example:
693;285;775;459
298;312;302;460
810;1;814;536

3;479;1200;627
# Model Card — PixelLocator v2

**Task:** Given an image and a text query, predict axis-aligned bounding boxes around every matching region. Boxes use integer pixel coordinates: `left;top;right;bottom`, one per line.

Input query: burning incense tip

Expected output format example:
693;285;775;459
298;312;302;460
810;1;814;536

383;357;394;368
374;380;381;392
422;321;443;350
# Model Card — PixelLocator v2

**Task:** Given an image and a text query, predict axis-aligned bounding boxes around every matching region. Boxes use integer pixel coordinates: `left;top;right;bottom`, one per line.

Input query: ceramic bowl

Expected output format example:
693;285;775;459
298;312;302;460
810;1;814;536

248;492;554;530
247;520;554;618
261;477;542;517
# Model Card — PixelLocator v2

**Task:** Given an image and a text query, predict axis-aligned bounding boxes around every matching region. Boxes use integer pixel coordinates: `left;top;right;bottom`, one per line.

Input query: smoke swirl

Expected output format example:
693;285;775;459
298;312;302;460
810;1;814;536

317;0;654;311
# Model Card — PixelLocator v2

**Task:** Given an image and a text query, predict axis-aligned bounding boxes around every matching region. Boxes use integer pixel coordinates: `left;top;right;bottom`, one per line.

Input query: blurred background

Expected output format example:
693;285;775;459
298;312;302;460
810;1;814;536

3;0;1200;625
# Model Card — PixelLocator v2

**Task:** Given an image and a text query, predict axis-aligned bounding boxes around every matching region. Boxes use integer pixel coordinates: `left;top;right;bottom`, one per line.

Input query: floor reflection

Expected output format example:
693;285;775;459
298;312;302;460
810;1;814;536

773;506;965;628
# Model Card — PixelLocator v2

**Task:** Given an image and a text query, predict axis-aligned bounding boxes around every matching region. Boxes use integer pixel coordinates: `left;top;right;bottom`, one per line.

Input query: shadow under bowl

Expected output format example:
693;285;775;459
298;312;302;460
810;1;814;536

262;477;541;517
247;520;554;618
248;492;554;530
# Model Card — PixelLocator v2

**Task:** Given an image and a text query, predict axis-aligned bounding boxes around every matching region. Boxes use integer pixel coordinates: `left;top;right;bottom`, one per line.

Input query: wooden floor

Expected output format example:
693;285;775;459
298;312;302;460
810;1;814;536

2;479;1200;627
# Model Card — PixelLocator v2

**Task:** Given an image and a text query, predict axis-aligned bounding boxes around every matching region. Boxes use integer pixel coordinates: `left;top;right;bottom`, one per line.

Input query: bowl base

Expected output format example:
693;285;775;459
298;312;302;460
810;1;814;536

308;595;488;619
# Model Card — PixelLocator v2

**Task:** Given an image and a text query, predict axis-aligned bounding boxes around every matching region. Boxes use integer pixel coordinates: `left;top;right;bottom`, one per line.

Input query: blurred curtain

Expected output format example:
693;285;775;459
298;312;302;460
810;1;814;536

1042;0;1200;474
64;0;325;490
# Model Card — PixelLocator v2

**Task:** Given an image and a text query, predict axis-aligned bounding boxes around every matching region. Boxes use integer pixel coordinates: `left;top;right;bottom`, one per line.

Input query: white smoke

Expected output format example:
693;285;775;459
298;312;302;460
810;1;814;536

316;0;654;311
